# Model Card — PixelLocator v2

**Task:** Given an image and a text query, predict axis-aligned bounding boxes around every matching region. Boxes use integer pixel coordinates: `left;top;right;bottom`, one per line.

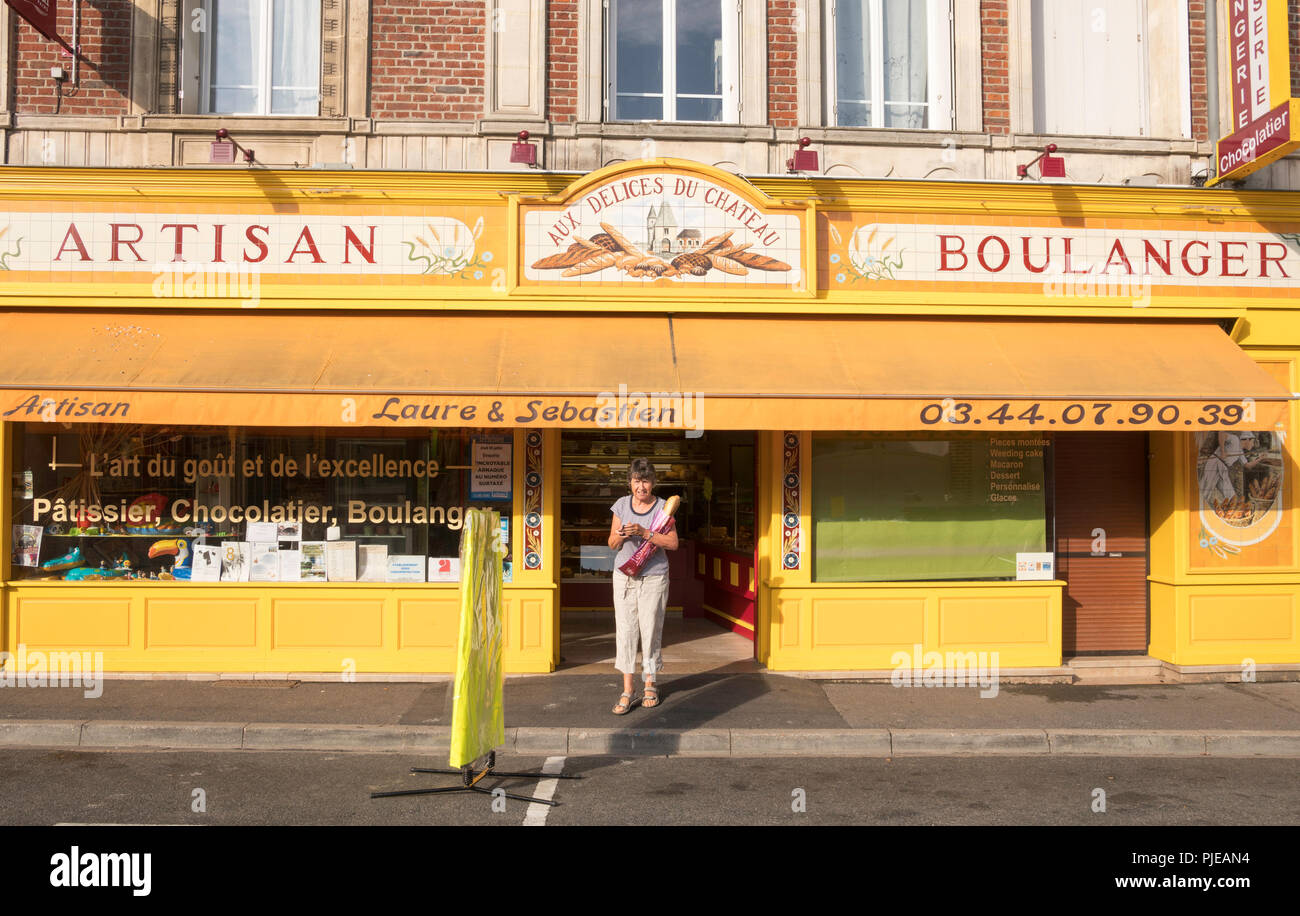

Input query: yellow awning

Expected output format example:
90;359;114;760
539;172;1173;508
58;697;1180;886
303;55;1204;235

0;312;1290;430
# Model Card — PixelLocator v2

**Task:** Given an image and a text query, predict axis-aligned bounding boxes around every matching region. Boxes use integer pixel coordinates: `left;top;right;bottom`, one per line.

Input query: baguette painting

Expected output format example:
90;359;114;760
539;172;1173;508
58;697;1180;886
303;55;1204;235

618;494;681;576
531;221;792;281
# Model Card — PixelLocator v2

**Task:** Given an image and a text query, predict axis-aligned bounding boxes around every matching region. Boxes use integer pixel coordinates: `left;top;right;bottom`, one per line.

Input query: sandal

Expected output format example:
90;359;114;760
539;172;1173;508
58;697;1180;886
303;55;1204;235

641;685;661;709
612;692;635;716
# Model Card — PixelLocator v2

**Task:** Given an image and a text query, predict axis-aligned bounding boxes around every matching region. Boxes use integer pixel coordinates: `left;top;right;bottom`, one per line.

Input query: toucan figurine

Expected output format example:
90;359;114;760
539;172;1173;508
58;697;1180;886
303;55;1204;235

149;538;193;580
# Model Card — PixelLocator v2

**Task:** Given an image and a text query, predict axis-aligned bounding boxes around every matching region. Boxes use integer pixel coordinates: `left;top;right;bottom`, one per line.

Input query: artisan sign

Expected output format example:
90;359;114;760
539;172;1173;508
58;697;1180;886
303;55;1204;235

0;212;498;277
1211;0;1298;184
520;161;806;289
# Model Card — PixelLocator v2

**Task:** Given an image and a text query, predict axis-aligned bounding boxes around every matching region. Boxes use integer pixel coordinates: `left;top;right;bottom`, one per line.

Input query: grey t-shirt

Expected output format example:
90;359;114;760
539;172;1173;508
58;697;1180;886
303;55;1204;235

610;495;670;577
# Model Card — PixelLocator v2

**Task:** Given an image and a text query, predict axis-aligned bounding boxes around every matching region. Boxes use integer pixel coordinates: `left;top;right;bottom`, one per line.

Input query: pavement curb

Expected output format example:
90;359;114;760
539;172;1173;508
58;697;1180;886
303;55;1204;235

4;721;1300;757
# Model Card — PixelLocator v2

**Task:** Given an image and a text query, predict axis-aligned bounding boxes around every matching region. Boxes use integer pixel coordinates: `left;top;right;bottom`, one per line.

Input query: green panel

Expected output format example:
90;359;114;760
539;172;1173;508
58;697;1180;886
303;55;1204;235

812;435;1048;582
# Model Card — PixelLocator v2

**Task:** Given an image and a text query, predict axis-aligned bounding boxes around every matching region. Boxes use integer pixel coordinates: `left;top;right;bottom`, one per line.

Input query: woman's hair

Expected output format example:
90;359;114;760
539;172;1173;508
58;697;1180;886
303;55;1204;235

628;458;656;482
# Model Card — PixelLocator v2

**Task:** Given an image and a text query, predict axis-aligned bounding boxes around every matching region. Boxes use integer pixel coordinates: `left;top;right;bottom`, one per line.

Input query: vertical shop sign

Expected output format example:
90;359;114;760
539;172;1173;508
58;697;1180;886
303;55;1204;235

448;508;505;769
470;437;512;500
1209;0;1298;184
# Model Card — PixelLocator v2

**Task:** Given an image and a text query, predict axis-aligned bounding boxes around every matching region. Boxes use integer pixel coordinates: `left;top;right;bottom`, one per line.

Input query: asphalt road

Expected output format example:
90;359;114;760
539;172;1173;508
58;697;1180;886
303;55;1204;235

3;748;1298;827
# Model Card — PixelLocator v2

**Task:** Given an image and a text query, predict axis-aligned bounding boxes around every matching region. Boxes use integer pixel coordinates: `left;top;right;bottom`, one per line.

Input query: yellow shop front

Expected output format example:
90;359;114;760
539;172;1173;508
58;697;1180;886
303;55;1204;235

1;159;1298;678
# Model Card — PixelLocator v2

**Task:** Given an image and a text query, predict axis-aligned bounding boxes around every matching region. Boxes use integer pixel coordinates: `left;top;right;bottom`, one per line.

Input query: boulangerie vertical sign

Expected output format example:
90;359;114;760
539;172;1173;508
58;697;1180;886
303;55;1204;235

5;0;77;56
1210;0;1298;185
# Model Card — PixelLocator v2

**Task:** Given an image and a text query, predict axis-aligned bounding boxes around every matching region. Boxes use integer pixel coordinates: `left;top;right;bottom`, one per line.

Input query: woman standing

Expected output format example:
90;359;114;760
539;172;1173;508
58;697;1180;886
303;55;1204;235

608;458;679;715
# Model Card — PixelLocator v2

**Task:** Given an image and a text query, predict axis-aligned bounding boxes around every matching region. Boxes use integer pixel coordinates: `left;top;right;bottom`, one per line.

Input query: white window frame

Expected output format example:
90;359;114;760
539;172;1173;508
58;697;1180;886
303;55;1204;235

197;0;321;117
605;0;740;123
823;0;953;130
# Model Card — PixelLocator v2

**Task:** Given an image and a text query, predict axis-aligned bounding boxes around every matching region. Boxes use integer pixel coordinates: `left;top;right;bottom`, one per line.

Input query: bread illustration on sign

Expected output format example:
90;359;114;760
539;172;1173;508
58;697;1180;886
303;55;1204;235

531;222;791;280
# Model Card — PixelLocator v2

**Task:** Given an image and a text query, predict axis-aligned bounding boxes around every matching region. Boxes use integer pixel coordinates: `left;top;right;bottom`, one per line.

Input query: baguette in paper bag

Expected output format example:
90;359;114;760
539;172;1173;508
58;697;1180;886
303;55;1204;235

618;494;680;576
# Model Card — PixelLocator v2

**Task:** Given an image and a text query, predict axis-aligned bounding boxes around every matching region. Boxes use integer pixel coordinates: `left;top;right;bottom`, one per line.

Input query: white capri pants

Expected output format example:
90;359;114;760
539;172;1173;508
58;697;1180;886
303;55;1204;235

612;570;669;681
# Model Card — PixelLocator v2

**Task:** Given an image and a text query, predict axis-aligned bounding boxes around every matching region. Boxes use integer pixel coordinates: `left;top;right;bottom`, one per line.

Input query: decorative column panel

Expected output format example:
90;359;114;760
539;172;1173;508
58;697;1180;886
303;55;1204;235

522;429;544;571
781;431;802;571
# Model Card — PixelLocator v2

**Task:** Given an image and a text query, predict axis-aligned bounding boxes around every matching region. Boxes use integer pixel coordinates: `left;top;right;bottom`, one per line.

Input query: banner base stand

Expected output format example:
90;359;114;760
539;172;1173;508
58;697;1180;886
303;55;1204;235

370;751;581;805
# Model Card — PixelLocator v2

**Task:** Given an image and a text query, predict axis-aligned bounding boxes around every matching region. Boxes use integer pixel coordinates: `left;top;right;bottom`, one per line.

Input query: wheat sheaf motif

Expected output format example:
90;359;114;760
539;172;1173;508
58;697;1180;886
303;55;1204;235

531;222;792;279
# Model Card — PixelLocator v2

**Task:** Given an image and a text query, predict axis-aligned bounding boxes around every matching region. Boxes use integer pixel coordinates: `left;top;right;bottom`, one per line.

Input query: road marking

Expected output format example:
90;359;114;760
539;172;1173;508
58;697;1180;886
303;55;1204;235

521;756;566;826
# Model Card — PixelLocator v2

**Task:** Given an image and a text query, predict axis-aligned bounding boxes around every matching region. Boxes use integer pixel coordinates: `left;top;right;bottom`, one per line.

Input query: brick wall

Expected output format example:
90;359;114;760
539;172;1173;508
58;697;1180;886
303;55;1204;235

768;0;797;127
12;2;131;115
1290;0;1299;96
981;0;1009;134
547;0;578;122
370;1;486;120
1188;0;1208;141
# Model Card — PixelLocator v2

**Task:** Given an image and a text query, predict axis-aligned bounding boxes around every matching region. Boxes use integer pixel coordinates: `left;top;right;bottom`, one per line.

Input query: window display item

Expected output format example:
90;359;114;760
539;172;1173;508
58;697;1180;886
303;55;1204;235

617;494;680;576
250;543;279;581
12;524;41;567
191;545;222;582
149;539;194;580
222;542;251;582
41;546;83;571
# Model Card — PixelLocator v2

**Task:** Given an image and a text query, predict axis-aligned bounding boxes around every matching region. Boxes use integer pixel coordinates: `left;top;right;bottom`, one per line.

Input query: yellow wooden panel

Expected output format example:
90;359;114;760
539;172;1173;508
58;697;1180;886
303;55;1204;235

15;596;132;647
520;597;544;649
777;597;800;648
810;597;926;647
1148;582;1177;662
729;562;740;587
713;558;722;580
273;597;385;648
1189;593;1296;642
937;596;1051;646
697;553;706;575
145;596;258;648
397;598;459;649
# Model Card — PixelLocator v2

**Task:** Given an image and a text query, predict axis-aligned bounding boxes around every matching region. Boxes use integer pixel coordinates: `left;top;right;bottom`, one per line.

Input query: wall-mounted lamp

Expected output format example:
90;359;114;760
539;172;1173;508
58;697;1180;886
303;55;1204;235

1017;143;1064;179
211;128;255;165
786;137;819;173
510;130;538;167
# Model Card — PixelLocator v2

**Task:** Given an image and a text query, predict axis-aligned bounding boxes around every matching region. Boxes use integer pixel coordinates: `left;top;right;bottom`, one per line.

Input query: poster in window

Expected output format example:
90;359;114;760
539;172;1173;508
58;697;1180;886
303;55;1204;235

222;541;251;582
249;543;279;582
326;541;357;582
12;524;41;567
300;542;327;581
358;544;388;582
470;437;512;500
191;544;222;582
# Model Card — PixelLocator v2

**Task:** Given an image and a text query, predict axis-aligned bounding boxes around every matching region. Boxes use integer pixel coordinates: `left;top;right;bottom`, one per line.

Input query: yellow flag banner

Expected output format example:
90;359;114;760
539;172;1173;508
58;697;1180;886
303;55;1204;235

448;508;506;769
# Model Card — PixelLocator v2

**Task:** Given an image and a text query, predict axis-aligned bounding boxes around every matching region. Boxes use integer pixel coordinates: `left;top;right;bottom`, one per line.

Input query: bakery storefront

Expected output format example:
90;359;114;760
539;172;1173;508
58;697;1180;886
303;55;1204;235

1;160;1296;676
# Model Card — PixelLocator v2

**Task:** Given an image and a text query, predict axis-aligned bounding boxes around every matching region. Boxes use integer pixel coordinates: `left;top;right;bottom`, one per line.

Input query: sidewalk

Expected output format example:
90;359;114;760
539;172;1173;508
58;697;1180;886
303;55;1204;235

3;674;1299;758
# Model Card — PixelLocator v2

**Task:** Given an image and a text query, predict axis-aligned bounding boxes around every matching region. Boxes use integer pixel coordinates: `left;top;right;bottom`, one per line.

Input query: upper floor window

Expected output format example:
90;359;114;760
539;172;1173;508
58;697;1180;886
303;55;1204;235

1030;0;1147;137
201;0;321;115
824;0;952;129
606;0;739;122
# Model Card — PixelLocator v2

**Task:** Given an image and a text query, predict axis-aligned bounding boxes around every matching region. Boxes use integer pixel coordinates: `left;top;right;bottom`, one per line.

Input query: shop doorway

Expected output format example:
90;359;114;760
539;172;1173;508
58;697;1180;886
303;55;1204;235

557;429;758;664
1054;432;1150;655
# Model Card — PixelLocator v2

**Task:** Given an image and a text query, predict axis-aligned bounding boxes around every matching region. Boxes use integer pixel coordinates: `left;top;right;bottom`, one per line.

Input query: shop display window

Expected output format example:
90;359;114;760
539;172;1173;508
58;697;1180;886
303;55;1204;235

7;424;511;584
811;432;1049;582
